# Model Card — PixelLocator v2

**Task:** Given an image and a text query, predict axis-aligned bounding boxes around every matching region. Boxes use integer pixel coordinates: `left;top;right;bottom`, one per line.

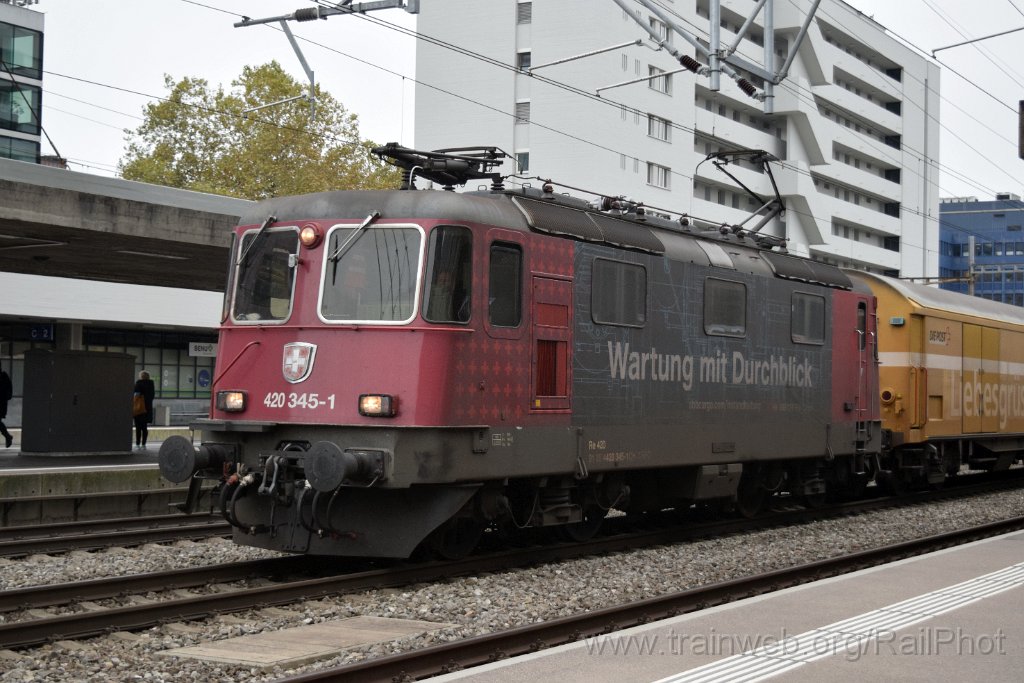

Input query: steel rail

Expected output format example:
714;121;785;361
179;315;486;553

0;556;312;614
0;516;230;557
0;473;1020;649
278;517;1024;683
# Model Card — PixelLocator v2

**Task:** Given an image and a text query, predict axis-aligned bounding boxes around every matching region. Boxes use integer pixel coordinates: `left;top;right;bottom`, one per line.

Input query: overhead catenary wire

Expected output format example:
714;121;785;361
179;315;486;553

40;0;1019;262
326;1;1012;255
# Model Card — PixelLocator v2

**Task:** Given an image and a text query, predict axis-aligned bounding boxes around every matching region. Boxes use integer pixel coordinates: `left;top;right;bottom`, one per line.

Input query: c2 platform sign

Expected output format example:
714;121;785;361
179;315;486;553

30;324;54;341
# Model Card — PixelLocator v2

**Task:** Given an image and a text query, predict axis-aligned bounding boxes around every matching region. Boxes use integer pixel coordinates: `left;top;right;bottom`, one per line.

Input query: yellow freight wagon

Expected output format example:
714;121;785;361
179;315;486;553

847;273;1024;490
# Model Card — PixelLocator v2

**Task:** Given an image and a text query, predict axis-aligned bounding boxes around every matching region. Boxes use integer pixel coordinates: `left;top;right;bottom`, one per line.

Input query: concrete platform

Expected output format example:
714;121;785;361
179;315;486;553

433;531;1024;682
0;428;205;524
0;427;196;469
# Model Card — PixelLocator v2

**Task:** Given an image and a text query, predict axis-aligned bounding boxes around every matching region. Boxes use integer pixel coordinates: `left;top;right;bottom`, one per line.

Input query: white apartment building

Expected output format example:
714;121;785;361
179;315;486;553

414;0;941;278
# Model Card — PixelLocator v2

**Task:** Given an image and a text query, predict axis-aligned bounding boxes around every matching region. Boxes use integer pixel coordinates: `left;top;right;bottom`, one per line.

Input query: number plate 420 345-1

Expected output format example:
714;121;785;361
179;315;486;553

263;392;336;410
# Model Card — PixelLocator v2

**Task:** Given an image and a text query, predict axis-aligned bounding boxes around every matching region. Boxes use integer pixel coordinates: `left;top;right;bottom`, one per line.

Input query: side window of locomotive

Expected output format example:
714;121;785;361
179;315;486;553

704;278;746;337
592;258;647;327
424;226;472;323
233;228;299;322
221;232;237;323
489;243;522;327
791;292;825;345
321;225;422;322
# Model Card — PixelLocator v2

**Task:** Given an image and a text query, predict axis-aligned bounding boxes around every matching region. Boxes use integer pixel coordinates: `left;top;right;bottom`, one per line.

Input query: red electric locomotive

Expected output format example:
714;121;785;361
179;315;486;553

159;145;880;558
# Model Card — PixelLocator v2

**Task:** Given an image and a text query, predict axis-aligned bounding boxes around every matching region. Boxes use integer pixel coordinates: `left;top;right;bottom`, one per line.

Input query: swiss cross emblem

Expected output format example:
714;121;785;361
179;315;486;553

283;342;317;383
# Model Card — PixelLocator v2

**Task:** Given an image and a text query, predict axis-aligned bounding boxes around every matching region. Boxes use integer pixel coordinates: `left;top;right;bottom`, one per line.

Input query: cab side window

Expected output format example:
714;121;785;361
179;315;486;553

489;243;522;327
424;226;472;323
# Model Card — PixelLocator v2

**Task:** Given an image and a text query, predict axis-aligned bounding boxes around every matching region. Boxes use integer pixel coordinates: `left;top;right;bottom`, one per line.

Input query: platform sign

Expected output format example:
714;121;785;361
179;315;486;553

197;369;211;388
30;324;54;341
189;342;218;357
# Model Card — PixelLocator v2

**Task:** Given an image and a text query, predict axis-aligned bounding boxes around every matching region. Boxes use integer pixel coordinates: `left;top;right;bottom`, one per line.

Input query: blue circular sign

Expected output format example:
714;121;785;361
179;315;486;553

197;369;211;388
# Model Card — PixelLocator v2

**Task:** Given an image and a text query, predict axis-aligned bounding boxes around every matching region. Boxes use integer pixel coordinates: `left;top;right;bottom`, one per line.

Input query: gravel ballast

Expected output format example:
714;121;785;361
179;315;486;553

0;489;1021;682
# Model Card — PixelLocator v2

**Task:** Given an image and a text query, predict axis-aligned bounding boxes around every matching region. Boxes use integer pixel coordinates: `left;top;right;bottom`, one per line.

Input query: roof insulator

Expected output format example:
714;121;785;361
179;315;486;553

680;55;702;72
736;78;758;98
294;7;321;21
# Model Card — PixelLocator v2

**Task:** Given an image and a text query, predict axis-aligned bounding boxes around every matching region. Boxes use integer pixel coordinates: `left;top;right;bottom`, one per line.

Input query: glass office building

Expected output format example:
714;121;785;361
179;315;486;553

939;195;1024;306
0;2;42;163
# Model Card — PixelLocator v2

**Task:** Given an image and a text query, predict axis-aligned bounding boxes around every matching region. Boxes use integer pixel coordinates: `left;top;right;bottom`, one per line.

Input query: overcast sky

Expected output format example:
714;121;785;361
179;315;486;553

36;0;1024;202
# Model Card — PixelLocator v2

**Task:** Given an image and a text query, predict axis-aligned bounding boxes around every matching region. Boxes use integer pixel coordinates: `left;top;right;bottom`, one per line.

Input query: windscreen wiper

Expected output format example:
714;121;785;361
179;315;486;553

328;211;380;262
237;214;277;267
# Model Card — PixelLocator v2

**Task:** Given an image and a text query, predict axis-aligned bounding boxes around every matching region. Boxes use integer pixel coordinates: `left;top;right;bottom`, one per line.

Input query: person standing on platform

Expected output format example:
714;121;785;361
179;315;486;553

133;370;156;450
0;368;12;448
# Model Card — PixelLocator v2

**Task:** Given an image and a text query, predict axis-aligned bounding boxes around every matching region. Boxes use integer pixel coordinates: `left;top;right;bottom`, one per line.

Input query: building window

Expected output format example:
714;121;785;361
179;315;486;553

0;21;42;80
647;114;671;141
516;51;531;71
516;151;529;172
517;2;532;24
0;81;40;135
515;101;530;124
79;328;218;401
646;162;670;189
649;17;670;44
648;65;671;94
0;136;37;163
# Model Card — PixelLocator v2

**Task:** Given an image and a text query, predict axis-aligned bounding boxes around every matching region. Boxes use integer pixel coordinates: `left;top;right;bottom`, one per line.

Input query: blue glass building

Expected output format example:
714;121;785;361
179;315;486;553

938;194;1024;307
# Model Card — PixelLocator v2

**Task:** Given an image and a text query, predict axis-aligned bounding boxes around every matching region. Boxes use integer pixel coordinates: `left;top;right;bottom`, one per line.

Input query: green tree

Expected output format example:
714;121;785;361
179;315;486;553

119;62;400;198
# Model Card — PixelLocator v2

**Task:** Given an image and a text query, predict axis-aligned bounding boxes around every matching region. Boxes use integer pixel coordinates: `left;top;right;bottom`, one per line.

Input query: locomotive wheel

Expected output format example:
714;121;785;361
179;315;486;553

734;474;767;519
876;470;905;496
561;505;607;542
430;517;485;560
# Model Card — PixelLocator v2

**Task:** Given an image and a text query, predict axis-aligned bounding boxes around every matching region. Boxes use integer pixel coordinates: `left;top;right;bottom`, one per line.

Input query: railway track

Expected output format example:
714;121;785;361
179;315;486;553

279;516;1024;683
0;512;230;557
0;473;1020;650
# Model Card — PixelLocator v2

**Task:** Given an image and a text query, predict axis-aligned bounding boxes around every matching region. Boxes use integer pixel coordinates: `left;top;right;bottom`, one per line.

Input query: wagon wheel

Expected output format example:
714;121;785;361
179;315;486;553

561;505;607;542
430;516;485;560
734;471;767;519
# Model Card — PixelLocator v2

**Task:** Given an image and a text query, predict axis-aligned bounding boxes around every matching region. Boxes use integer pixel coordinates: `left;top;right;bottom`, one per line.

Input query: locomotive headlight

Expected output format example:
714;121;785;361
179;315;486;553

359;394;396;417
299;223;323;248
216;390;247;412
880;388;896;405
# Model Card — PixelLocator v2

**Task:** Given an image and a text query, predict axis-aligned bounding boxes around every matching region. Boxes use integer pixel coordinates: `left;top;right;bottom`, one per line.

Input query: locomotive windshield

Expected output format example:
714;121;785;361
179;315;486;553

321;225;422;322
232;227;299;322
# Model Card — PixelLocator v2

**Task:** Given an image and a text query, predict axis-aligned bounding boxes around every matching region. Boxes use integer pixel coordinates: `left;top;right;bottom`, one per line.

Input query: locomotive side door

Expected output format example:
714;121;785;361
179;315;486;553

530;275;572;412
856;299;878;416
